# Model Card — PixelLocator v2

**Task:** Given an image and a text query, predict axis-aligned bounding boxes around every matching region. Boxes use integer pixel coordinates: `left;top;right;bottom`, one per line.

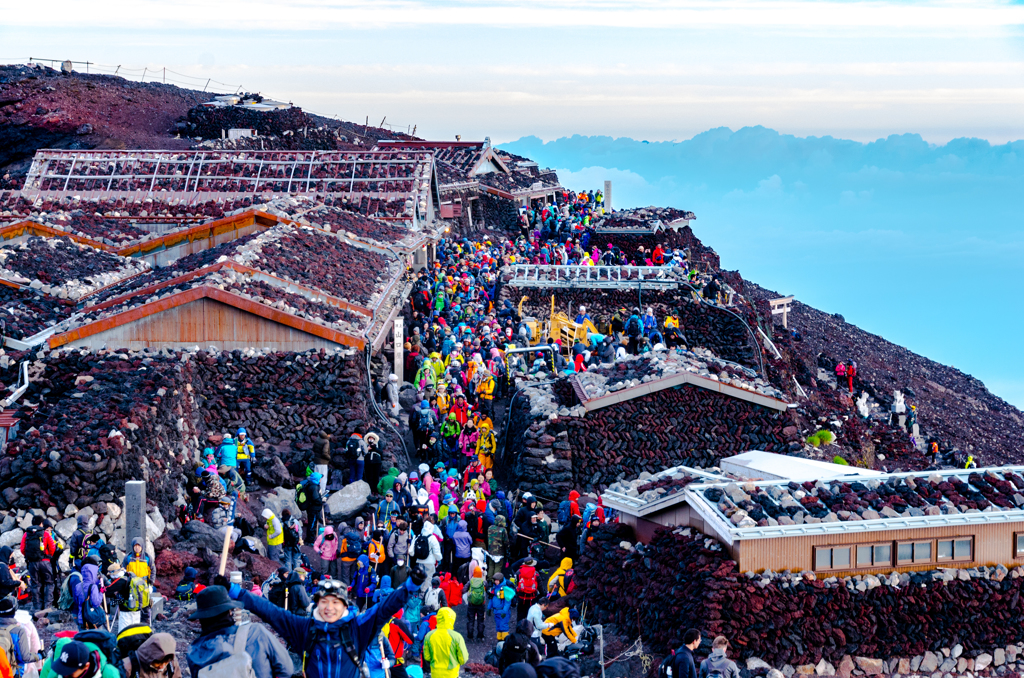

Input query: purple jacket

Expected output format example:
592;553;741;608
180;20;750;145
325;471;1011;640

453;521;472;559
74;563;103;624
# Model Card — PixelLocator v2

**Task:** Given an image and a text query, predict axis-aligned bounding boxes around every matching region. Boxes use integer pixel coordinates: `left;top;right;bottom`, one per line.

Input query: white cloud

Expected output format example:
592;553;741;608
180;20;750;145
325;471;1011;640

6;0;1024;30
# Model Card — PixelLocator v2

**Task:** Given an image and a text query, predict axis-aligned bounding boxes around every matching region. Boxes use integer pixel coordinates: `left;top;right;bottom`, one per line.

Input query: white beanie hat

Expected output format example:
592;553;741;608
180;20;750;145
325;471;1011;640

262;508;274;519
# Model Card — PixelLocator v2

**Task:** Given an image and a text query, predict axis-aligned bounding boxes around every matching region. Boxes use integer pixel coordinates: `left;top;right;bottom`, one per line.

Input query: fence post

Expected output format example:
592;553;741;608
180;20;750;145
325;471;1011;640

203;78;210;91
141;67;146;82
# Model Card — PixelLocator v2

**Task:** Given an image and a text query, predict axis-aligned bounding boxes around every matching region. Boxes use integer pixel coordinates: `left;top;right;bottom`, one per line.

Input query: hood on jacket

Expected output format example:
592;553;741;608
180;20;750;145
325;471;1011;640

536;657;581;678
397;472;408;485
503;664;538;678
81;563;100;585
515;619;534;636
380;575;392;590
568;491;580;502
0;547;10;566
136;632;177;665
322;526;336;538
559;557;573;571
358;554;370;568
435;607;456;630
131;537;145;552
497;491;506;500
417;488;429;503
495;515;507;528
182;567;198;582
431;482;441;494
77;515;90;528
457;520;468;532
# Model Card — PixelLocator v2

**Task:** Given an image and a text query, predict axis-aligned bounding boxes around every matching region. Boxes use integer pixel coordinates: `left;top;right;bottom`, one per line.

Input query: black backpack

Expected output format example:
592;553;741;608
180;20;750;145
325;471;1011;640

75;629;119;667
23;526;44;562
626;316;642;337
268;580;287;608
503;634;532;666
345;437;362;459
283;520;300;548
413;535;430;561
658;651;676;678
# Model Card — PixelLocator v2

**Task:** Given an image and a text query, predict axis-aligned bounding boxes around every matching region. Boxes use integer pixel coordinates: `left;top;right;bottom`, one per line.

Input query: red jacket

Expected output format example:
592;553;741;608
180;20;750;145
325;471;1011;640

20;528;57;561
568;490;582;517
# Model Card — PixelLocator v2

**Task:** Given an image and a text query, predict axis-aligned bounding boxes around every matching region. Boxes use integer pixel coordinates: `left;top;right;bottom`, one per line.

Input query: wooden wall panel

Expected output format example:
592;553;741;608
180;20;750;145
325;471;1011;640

733;521;1024;576
66;298;344;352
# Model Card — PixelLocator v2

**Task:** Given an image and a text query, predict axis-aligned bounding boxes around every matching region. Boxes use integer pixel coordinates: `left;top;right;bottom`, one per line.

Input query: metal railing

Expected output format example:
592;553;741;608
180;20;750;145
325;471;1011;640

506;265;687;288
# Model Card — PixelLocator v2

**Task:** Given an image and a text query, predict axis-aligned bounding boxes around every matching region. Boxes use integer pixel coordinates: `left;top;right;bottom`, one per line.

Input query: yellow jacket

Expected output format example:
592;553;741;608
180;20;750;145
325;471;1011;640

476;428;496;470
236;440;255;460
542;607;578;643
436;393;450;416
477;376;495;400
265;514;284;546
423;608;468;678
547;557;573;597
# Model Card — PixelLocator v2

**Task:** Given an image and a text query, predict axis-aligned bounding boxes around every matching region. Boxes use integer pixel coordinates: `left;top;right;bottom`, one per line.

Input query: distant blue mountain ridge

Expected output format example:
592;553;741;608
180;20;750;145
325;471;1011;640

500;127;1024;409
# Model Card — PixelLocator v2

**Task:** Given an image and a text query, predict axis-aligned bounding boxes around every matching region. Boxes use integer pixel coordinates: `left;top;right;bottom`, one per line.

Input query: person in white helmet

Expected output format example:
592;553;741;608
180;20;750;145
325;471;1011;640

574;306;591;324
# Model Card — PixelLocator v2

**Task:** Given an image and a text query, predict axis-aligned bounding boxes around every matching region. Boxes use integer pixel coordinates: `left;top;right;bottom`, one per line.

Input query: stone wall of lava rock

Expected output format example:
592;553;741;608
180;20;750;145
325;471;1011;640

507;383;789;498
0;347;394;514
576;523;1024;667
507;286;758;368
190;348;398;470
1;349;203;512
181;105;338;150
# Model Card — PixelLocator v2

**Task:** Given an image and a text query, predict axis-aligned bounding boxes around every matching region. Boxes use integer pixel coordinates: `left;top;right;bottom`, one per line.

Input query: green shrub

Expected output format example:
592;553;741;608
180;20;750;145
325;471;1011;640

815;429;835;445
833;455;849;466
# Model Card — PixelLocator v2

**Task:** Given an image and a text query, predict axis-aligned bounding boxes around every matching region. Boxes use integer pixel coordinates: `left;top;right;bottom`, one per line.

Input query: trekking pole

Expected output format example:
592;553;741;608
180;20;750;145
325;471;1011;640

102;595;111;632
218;526;233;576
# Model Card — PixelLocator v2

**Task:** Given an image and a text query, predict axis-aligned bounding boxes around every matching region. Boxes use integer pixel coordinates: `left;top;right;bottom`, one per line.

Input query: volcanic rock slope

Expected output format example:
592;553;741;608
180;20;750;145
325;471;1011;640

0;64;209;187
745;281;1024;466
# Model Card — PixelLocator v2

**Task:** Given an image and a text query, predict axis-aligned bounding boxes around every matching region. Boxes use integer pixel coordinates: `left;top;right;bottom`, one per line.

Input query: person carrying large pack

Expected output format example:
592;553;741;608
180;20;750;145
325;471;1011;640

186;586;293;678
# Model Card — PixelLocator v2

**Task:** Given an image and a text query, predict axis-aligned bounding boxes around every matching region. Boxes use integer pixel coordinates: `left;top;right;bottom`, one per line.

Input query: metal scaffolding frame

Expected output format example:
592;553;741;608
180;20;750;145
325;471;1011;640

21;149;438;223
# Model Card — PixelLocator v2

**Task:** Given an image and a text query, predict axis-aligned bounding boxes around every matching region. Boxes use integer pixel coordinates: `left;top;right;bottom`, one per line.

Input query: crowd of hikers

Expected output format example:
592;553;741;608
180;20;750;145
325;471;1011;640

0;190;725;678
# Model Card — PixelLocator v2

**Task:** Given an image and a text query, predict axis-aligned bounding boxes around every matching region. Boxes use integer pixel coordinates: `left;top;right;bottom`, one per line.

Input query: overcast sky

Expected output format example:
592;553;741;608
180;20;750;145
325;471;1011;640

3;0;1024;144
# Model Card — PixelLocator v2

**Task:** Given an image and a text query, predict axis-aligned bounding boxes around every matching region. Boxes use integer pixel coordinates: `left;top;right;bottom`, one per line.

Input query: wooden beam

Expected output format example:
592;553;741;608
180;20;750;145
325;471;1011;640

50;285;365;350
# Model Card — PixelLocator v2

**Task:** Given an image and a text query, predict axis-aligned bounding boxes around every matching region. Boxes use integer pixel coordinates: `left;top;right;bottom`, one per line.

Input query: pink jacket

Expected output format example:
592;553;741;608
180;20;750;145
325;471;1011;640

459;431;478;458
429;482;441;514
314;526;340;561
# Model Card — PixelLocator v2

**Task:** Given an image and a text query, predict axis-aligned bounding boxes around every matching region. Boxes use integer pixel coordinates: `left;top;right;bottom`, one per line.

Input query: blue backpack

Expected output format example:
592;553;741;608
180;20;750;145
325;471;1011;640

558;501;572;526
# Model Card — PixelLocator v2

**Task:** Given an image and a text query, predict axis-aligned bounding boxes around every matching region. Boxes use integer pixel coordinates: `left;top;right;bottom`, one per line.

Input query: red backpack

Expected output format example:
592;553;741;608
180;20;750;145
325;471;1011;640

517;565;538;595
441;573;463;607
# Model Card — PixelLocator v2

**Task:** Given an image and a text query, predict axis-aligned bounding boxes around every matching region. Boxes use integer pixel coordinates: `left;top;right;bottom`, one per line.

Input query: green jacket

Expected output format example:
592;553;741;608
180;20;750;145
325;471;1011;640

41;637;121;678
423;608;468;678
378;469;400;496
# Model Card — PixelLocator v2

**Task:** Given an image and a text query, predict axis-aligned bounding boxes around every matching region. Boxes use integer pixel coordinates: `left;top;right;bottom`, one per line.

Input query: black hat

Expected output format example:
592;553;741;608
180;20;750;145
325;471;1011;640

0;596;16;617
188;586;242;620
51;641;91;677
